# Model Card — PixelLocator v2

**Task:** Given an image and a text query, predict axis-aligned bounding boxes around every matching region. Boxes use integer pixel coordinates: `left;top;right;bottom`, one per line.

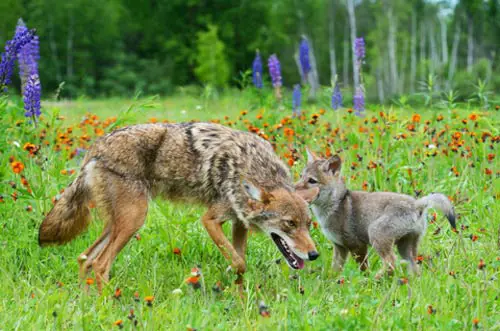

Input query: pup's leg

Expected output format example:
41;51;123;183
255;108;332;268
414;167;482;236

396;234;419;275
352;245;368;271
368;218;397;279
78;226;111;282
202;204;246;276
332;244;349;272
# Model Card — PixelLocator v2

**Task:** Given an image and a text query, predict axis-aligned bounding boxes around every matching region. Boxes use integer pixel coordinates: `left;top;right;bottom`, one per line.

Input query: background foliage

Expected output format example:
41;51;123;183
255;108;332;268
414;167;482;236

1;0;499;100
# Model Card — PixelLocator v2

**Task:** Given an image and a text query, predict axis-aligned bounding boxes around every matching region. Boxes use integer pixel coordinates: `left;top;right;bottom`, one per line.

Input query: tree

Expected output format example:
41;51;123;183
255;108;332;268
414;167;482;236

194;25;230;88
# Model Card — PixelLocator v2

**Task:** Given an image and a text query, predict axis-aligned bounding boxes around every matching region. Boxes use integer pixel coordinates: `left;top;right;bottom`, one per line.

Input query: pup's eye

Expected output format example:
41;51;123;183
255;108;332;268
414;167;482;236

285;220;296;228
308;178;318;184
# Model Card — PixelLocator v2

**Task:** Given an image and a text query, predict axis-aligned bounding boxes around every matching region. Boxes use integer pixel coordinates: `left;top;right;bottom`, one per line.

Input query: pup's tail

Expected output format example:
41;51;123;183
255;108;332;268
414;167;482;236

416;193;456;229
39;167;92;246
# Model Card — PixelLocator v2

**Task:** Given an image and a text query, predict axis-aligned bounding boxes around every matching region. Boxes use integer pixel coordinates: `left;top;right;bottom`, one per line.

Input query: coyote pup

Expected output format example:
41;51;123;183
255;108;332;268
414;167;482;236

295;150;456;278
39;123;320;292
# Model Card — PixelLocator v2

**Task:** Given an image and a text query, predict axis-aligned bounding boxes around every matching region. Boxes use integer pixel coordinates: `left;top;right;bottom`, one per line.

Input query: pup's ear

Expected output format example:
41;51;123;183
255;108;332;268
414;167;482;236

296;187;320;204
242;180;273;204
306;147;318;164
322;155;341;175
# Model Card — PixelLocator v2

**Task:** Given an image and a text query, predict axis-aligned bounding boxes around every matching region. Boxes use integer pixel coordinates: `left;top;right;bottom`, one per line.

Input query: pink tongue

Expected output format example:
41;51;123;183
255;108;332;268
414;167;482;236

296;257;305;269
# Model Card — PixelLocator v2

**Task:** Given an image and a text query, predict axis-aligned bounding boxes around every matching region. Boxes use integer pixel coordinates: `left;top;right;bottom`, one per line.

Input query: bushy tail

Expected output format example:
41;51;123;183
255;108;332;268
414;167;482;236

39;172;91;246
416;193;456;229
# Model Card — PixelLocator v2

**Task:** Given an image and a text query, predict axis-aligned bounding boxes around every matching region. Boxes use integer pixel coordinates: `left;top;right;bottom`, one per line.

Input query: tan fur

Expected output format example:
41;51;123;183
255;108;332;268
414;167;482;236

296;151;456;278
39;123;319;292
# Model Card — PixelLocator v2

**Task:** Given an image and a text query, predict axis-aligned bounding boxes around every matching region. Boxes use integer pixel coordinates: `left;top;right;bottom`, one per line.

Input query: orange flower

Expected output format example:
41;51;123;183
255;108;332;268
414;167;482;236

427;305;436;314
362;181;368;191
287;158;294;167
86;278;94;285
411;114;421;123
113;320;123;328
173;247;182;255
478;259;486;270
240;110;248;116
94;128;105;136
114;287;122;299
484;168;492;175
144;295;154;306
256;114;263;120
11;161;24;174
436;114;444;121
407;124;415;132
468;113;478;121
472;318;479;326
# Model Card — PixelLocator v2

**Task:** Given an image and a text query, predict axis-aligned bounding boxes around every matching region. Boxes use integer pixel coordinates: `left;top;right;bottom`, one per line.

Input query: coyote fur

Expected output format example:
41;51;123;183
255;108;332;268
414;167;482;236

39;123;320;291
295;149;456;278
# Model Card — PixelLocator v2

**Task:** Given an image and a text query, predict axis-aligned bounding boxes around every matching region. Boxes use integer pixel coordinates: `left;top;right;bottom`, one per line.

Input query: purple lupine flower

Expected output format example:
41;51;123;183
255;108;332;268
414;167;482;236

299;38;311;79
252;51;263;89
354;37;365;61
23;74;41;118
267;54;282;88
292;84;301;116
0;26;35;92
331;83;342;110
353;86;365;115
16;19;40;88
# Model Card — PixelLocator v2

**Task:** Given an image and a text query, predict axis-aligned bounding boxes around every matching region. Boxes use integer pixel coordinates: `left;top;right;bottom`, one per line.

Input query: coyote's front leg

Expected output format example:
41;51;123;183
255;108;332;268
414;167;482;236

202;204;246;277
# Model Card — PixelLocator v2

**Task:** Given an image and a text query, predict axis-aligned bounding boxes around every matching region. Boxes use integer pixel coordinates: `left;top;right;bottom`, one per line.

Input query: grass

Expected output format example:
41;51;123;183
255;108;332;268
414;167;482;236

0;92;499;330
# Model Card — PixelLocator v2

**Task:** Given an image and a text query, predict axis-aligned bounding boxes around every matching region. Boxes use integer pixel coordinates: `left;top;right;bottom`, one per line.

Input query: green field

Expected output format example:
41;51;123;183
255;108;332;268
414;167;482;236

0;94;499;330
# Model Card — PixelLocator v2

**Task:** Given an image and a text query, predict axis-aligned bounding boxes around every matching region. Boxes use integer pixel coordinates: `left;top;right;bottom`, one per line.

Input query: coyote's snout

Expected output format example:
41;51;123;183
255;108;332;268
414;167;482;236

296;148;456;278
39;123;319;292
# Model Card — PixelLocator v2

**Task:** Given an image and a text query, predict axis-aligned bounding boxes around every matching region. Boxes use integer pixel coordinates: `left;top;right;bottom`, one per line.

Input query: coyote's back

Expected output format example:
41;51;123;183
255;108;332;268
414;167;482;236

39;122;292;245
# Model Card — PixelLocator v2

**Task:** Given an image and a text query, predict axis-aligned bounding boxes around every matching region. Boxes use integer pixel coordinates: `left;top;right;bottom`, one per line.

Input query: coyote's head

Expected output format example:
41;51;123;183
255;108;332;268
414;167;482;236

294;148;345;194
243;181;320;269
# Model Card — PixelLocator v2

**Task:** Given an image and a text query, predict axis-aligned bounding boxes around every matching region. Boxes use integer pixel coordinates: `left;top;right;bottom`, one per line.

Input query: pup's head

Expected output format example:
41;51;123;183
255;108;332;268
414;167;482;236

243;180;320;269
295;148;344;192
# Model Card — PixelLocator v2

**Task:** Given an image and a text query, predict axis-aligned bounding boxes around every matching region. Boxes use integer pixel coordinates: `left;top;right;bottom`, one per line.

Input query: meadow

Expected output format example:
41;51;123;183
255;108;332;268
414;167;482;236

0;93;499;330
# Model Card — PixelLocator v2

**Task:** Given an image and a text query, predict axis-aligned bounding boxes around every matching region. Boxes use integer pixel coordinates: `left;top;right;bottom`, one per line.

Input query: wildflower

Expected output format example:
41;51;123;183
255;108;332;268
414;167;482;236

267;54;282;88
252;50;263;89
468;113;478;121
427;305;436;314
144;295;154;307
172;288;183;295
292;84;301;117
412;114;421;123
212;281;223;293
472;318;479;327
398;278;408;285
353;87;365;115
0;25;35;91
133;291;140;302
478;259;486;270
23;74;41;119
259;301;270;317
173;247;181;255
113;320;123;329
354;37;366;61
127;309;135;320
11;161;24;174
16;19;39;88
113;287;122;299
299;37;311;79
85;278;94;286
332;82;342;110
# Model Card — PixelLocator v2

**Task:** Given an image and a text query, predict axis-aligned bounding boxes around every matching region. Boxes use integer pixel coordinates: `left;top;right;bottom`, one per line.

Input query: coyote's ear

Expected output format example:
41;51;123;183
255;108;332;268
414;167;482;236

323;155;341;175
296;187;320;204
242;180;273;204
306;147;318;164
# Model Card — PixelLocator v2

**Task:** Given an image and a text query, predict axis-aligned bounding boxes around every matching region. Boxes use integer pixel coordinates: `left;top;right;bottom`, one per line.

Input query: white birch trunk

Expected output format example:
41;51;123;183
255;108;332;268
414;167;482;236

419;21;426;82
376;66;385;103
447;23;461;89
399;38;409;94
410;11;417;92
467;16;474;73
343;24;349;86
329;0;337;83
439;16;448;64
386;3;398;94
346;0;359;89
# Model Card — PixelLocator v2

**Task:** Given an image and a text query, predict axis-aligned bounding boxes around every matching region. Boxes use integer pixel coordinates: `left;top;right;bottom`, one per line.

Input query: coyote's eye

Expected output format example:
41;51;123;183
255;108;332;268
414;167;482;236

285;219;296;228
308;178;318;184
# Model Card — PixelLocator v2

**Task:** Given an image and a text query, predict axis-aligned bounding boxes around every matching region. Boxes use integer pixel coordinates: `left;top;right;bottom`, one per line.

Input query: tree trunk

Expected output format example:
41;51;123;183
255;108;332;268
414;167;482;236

328;0;337;83
346;0;359;89
307;41;320;101
440;16;448;64
419;21;426;82
467;16;474;73
447;23;461;89
429;22;438;75
343;24;349;86
399;38;409;94
410;11;417;93
386;3;398;95
376;66;385;104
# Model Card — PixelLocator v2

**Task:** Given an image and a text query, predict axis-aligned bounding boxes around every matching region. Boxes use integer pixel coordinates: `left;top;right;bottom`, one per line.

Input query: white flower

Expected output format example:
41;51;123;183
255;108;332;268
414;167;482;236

428;144;436;149
172;288;183;295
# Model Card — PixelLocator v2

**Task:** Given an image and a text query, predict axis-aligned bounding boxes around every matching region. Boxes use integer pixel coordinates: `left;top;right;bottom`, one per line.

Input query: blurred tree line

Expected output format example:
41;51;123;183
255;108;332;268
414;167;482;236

0;0;498;100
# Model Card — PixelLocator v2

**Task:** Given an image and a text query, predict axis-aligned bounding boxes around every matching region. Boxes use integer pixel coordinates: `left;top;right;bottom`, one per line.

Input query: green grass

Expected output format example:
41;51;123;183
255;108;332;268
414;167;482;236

0;93;499;330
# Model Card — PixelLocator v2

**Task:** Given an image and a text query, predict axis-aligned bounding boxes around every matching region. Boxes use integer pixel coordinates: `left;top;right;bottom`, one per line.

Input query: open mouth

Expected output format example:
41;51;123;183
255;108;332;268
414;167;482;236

271;233;305;269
